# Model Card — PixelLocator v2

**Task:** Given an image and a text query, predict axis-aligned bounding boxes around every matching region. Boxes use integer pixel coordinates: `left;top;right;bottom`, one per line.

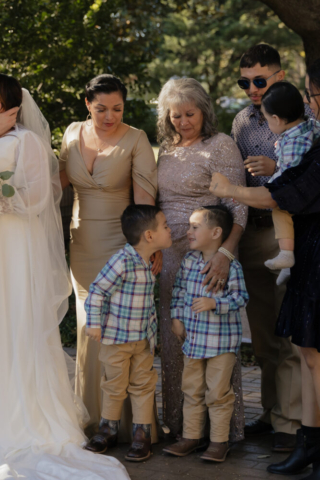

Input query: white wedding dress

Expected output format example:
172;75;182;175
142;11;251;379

0;115;130;478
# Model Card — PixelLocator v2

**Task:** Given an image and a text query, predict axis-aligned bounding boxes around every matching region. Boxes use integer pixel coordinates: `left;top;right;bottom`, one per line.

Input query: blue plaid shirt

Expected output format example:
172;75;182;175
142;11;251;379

171;251;249;359
270;118;320;182
231;103;314;215
85;243;157;350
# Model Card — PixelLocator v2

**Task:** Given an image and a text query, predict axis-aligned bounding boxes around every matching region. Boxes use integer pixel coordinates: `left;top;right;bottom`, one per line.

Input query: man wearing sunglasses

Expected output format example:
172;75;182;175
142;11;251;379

231;44;304;453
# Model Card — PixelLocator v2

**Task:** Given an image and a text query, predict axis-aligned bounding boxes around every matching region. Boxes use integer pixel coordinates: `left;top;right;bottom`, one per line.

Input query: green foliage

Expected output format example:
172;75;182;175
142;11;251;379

124;99;157;143
0;171;15;197
0;0;170;147
147;0;306;133
2;184;15;197
59;289;77;347
0;171;14;181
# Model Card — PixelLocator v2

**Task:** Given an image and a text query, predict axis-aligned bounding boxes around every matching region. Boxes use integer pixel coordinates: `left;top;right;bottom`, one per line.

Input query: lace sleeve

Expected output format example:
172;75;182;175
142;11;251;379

210;134;248;229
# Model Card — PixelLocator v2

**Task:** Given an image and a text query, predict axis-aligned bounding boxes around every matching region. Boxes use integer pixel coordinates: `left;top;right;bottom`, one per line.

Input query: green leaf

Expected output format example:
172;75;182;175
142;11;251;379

0;171;14;181
2;184;15;198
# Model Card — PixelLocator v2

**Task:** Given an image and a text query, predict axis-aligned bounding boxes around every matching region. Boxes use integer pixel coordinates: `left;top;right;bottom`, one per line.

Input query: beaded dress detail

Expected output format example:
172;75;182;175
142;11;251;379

158;133;247;441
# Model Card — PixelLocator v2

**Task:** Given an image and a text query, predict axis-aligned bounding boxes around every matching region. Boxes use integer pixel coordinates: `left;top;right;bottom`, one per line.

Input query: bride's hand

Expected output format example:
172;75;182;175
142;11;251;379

0;107;19;136
210;173;233;198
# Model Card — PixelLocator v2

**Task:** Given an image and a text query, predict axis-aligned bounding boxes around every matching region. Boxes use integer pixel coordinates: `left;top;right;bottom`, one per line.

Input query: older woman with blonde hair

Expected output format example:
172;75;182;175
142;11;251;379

157;78;248;447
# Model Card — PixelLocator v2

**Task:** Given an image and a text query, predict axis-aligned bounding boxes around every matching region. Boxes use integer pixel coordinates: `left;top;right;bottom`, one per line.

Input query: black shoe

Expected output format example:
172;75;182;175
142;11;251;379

301;460;320;479
267;429;320;475
272;432;296;452
244;420;273;436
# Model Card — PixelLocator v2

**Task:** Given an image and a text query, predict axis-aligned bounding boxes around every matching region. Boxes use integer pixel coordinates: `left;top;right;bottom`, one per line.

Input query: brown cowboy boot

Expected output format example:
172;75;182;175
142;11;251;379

125;424;152;462
84;419;118;454
200;441;230;462
163;438;208;457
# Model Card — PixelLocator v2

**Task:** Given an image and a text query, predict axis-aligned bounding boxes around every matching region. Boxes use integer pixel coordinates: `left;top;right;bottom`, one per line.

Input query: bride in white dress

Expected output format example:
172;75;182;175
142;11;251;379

0;74;130;480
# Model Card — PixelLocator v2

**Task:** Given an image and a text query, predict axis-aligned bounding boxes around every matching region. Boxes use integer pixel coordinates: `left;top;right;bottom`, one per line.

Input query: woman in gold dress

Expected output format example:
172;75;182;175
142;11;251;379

59;74;160;438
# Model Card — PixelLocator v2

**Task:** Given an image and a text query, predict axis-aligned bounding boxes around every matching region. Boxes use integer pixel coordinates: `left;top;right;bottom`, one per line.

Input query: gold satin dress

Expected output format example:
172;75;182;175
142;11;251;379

59;122;157;439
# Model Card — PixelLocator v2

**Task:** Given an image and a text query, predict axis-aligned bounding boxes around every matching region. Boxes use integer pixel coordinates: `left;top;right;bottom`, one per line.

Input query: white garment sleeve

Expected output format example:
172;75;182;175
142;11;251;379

9;130;51;216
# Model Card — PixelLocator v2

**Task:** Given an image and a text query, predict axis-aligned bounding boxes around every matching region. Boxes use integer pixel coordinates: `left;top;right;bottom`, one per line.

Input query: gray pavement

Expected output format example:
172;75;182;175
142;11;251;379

110;359;307;480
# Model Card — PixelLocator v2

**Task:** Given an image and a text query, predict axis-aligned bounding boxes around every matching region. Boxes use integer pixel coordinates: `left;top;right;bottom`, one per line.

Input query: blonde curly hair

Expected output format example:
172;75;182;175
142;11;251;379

157;78;218;151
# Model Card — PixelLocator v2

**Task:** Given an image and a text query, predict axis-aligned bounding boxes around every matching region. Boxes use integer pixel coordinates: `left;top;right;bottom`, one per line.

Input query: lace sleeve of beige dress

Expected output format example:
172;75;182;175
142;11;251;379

208;133;248;229
131;130;157;199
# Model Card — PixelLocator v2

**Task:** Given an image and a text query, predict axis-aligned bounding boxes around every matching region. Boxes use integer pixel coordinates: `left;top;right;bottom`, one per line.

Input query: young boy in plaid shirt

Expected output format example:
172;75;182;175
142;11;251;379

84;204;172;462
260;82;320;282
164;205;248;462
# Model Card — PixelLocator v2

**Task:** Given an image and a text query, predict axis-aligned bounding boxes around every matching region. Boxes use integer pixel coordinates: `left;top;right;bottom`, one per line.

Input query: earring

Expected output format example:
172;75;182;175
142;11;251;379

86;111;92;126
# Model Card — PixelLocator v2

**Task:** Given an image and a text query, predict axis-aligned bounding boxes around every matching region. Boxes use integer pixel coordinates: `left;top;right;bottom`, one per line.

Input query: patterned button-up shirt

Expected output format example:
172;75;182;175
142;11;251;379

85;243;157;350
171;251;249;359
231;103;313;215
270;118;320;182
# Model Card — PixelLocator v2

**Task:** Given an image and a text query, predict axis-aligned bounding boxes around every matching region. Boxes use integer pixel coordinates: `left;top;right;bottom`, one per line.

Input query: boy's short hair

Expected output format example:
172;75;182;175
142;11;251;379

194;205;234;243
262;81;305;124
240;44;281;70
121;204;162;246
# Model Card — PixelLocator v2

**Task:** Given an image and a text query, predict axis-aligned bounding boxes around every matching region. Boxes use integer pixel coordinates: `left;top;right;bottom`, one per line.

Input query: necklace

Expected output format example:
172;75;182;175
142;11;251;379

92;127;109;153
177;134;202;147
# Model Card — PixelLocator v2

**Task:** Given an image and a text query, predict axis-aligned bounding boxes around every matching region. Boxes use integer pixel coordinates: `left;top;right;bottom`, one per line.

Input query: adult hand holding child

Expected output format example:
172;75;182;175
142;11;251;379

244;155;276;176
171;319;186;343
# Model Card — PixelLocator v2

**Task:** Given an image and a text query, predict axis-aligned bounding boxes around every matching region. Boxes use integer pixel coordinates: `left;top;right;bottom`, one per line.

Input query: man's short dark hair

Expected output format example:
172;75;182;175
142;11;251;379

240;44;281;70
262;82;305;124
121;204;162;246
194;205;234;243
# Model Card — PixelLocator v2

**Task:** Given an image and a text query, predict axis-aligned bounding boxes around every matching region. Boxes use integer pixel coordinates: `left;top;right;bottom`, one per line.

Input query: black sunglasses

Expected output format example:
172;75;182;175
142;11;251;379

237;70;281;90
304;88;320;104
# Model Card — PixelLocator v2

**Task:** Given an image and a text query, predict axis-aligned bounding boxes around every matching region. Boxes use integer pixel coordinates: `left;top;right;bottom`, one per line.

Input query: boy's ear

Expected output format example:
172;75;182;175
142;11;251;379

143;229;153;243
272;114;281;126
211;226;223;240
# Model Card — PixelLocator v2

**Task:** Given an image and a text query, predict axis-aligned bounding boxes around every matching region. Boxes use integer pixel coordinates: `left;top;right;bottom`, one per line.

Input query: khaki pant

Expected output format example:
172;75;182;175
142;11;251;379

99;338;158;424
182;353;236;442
272;207;294;240
239;221;301;434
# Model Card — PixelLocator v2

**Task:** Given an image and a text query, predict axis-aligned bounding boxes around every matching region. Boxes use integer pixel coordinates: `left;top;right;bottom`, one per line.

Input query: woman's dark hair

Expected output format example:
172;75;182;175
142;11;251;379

85;74;127;103
121;204;162;246
193;205;234;243
261;82;304;124
0;74;22;111
307;58;320;95
240;44;281;70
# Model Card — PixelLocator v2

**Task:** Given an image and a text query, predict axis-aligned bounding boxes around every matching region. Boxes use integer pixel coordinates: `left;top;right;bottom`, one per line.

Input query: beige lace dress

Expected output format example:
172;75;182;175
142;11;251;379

158;132;247;441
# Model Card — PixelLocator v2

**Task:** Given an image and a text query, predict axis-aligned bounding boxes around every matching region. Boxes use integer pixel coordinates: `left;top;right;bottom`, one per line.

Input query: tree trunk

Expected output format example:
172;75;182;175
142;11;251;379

260;0;320;65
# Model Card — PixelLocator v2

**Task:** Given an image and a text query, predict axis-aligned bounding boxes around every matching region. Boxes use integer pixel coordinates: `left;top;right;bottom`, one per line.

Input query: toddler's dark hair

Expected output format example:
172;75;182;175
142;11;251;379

307;58;320;100
121;204;162;246
193;205;233;243
261;82;305;124
240;44;281;69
